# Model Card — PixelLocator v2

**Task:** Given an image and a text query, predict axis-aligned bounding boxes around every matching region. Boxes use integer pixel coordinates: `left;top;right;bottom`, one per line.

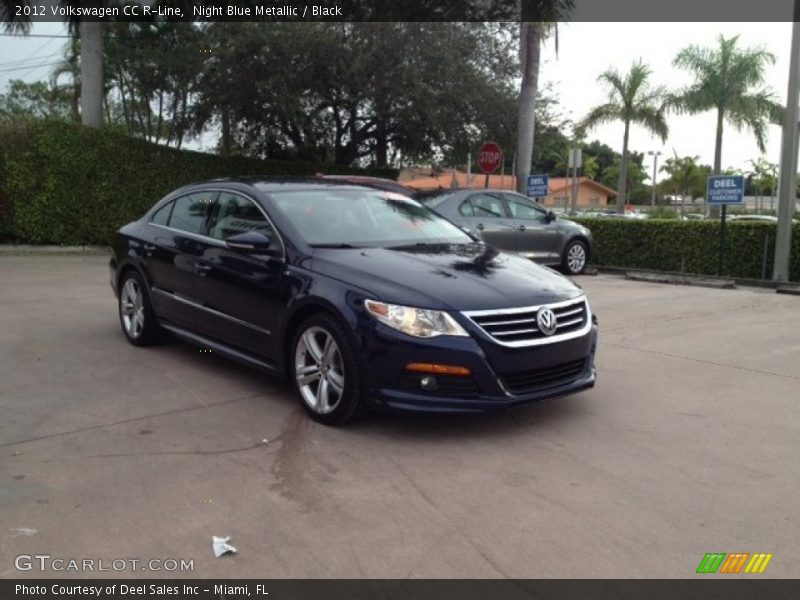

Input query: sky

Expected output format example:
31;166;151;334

0;22;795;184
539;22;793;182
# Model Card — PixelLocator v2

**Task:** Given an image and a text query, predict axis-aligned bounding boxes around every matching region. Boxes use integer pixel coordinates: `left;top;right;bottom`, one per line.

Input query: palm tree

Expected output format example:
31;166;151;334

660;153;701;217
578;60;669;213
1;1;104;128
515;0;574;195
673;35;780;215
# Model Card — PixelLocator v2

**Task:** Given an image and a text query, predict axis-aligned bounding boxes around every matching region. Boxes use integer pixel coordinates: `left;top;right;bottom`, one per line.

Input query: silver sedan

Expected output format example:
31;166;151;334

420;189;593;275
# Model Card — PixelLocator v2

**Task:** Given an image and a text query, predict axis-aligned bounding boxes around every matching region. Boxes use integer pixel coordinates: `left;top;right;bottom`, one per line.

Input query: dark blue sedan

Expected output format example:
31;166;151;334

110;179;597;425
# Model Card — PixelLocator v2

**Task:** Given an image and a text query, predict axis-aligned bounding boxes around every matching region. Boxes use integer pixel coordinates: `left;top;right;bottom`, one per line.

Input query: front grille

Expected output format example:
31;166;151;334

500;359;587;395
463;297;589;347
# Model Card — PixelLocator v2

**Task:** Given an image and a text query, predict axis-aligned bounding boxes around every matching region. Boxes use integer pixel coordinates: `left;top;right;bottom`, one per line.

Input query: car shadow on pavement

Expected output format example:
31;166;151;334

351;393;591;443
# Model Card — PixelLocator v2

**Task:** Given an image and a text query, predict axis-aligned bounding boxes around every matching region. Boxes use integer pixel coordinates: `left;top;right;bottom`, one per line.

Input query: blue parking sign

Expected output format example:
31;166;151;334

707;175;744;205
527;174;549;198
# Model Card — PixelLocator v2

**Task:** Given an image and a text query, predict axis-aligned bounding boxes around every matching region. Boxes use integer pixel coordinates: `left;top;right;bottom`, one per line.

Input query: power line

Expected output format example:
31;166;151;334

0;32;71;38
0;60;62;74
0;51;63;68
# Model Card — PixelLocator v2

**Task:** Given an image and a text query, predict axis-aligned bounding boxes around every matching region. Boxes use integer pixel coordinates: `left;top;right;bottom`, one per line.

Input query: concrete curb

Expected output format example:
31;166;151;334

624;271;736;289
776;285;800;296
594;265;800;291
0;245;110;256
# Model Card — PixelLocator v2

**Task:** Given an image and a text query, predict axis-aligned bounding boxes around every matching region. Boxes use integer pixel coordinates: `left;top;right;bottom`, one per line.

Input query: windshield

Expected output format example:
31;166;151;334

269;189;473;247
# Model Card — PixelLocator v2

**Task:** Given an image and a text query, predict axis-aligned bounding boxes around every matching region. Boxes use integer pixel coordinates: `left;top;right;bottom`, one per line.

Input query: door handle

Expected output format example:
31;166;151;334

195;263;212;274
143;243;156;251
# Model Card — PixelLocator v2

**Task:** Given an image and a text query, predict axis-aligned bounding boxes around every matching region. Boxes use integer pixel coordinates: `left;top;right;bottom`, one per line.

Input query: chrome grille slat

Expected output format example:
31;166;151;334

556;317;583;328
553;306;583;318
479;317;538;327
462;297;591;348
494;328;539;336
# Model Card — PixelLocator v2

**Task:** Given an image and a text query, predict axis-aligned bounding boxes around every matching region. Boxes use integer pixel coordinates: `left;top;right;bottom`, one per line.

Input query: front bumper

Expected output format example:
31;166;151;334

361;320;598;414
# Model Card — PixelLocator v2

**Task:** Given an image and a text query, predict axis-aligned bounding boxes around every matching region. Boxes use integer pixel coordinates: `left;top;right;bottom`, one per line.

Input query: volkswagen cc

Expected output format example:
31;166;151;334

110;179;598;425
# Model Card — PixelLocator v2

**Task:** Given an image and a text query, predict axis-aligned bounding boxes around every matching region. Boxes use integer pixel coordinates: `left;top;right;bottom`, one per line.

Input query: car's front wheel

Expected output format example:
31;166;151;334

118;270;161;346
562;239;588;275
290;314;364;425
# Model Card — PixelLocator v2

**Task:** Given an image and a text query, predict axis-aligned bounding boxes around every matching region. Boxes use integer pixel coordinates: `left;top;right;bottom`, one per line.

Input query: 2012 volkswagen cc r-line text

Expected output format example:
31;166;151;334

110;179;598;425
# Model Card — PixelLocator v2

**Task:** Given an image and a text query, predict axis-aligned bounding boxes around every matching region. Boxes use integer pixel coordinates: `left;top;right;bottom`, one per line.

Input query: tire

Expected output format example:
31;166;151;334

290;313;364;426
118;270;162;347
561;239;588;275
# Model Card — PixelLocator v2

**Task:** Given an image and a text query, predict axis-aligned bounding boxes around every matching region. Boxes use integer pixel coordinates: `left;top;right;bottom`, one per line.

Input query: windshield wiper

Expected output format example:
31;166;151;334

309;243;364;249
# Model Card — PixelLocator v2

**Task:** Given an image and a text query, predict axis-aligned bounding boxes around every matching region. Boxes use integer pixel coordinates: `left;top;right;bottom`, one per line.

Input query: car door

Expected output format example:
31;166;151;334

144;191;217;329
455;192;517;250
190;190;290;362
501;193;562;262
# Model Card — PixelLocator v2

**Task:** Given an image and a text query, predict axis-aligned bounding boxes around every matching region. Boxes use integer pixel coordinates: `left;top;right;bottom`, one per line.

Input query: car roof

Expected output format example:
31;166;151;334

183;176;384;193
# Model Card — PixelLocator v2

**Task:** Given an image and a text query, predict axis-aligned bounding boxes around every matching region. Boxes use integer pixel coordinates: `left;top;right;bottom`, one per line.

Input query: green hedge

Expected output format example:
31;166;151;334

572;218;800;282
0;120;397;244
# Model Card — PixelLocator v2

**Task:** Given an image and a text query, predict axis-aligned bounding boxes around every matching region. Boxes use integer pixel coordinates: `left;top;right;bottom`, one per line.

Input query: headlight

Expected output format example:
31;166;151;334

364;300;468;338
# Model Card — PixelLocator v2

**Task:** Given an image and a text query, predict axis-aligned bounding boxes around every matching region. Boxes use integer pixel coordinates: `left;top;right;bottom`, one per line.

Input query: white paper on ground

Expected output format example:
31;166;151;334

212;535;237;558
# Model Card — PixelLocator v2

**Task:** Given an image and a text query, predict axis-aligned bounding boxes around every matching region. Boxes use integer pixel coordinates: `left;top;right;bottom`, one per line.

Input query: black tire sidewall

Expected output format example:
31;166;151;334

118;270;160;347
290;314;363;426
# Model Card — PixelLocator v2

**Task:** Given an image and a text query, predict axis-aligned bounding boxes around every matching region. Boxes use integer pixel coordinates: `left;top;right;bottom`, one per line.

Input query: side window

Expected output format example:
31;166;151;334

167;192;215;235
467;194;506;218
207;192;276;241
150;201;173;226
505;195;546;220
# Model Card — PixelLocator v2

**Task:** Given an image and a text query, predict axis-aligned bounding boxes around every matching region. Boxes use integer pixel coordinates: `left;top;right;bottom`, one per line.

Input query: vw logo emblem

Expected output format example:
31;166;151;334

536;308;558;336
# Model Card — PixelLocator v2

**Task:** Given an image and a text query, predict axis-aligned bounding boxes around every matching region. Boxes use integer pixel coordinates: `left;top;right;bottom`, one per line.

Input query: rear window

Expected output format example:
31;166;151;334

167;192;215;235
150;201;173;226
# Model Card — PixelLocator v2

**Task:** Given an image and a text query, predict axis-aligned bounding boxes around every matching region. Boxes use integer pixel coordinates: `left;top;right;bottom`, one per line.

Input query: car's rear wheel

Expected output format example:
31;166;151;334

291;314;364;425
562;239;588;275
118;271;161;346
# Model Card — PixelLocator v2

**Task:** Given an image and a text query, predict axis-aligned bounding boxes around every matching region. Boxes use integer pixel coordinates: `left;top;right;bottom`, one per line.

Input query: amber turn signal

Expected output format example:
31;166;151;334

405;363;471;376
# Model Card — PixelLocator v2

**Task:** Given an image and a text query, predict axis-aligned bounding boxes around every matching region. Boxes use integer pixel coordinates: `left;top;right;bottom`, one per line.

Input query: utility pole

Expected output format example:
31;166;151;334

569;148;581;214
648;150;662;209
773;14;800;282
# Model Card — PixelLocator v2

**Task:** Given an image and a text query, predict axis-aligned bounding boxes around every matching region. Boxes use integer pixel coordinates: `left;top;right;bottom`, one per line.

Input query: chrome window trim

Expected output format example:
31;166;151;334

149;223;226;247
146;188;286;262
462;296;591;348
152;287;271;336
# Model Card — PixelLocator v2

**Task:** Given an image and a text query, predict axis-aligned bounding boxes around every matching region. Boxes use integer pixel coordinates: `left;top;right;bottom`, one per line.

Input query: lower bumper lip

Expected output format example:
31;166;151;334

373;368;597;414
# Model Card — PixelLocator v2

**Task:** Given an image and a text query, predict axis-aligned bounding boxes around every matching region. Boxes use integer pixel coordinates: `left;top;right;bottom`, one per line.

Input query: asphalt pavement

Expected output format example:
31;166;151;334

1;255;798;578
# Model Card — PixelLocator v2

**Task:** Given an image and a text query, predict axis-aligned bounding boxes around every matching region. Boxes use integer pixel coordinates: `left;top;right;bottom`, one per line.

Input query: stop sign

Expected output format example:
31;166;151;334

478;141;502;174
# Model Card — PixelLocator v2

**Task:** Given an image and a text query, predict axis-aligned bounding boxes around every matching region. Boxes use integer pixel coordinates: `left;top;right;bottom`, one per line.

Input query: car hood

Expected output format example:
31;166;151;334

312;243;584;311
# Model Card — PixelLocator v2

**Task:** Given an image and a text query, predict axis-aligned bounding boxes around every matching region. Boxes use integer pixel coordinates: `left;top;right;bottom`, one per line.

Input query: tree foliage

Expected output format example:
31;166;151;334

0;80;74;121
104;21;204;146
193;22;519;166
578;60;668;211
672;35;780;173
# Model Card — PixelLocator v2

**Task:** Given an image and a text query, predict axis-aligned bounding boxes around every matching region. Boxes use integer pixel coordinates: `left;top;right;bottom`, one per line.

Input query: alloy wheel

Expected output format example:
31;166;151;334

567;243;586;274
120;278;145;339
294;326;345;415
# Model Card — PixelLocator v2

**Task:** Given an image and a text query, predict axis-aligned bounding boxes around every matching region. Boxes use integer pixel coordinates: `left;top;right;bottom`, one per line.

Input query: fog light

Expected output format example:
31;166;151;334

420;375;439;391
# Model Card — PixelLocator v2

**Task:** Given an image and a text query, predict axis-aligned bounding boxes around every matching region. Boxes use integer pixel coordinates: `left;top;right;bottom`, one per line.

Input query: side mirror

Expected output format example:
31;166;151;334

225;231;276;254
546;210;556;223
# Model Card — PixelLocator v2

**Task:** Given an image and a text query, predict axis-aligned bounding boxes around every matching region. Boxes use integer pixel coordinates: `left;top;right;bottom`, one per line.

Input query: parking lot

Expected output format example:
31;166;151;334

1;254;798;578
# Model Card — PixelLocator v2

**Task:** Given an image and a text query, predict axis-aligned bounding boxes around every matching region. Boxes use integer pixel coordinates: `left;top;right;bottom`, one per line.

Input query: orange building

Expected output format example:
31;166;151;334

399;169;616;209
